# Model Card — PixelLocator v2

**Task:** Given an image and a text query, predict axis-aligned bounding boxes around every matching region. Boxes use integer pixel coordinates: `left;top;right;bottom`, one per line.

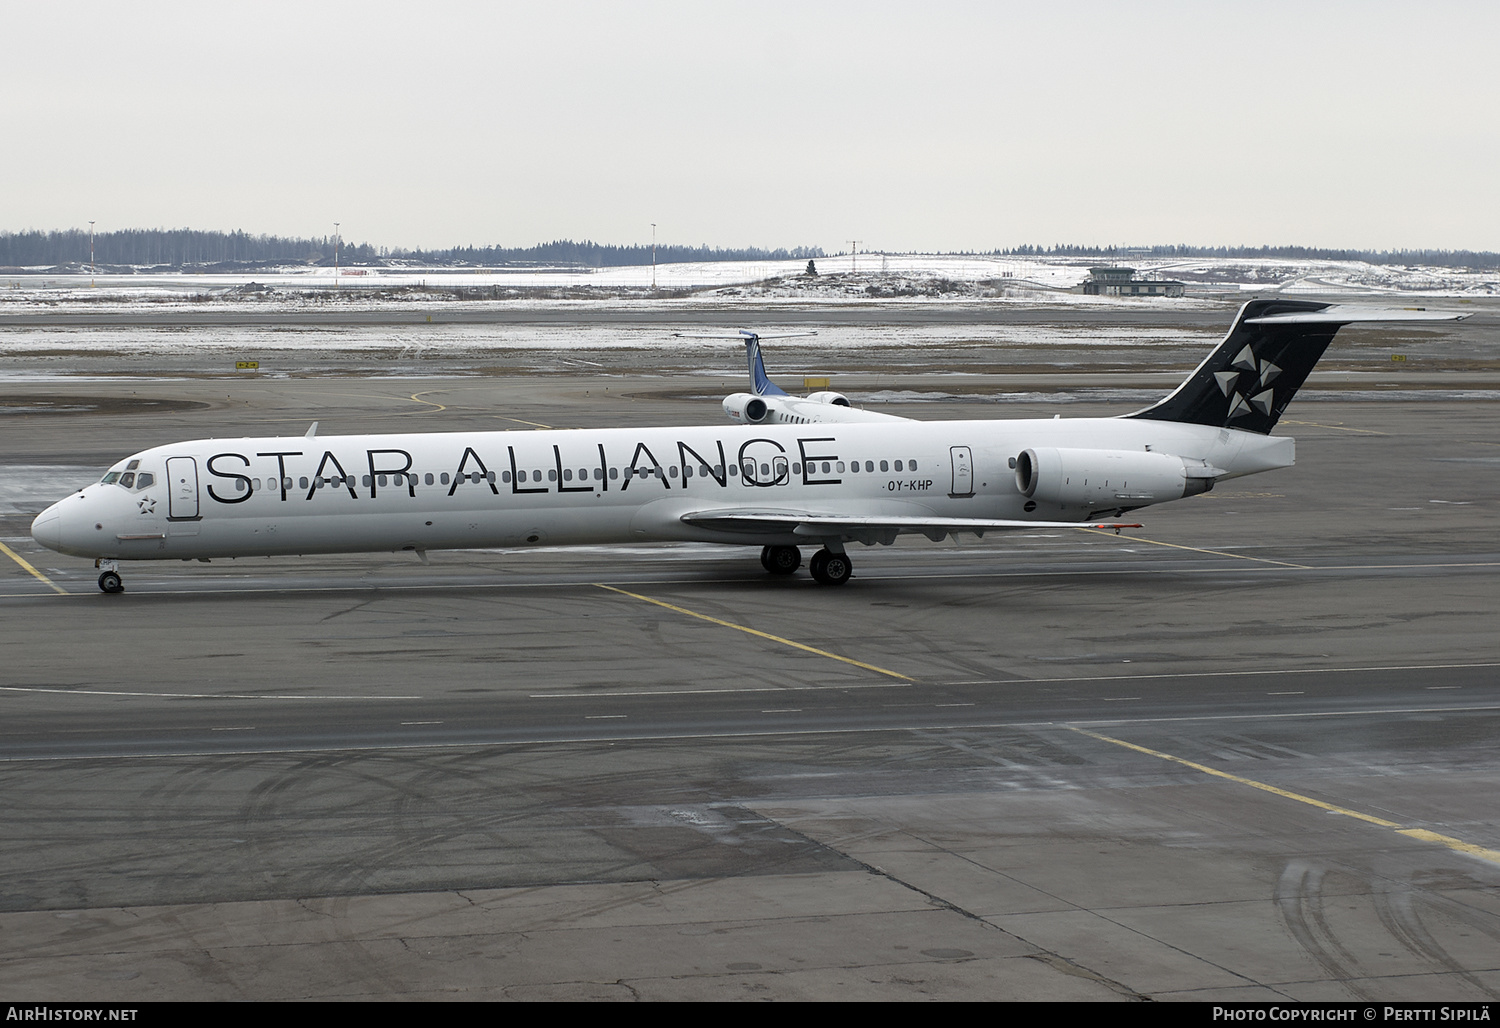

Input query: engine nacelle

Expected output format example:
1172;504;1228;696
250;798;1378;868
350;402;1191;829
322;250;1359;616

1014;447;1214;509
723;392;770;424
804;391;851;407
723;390;906;425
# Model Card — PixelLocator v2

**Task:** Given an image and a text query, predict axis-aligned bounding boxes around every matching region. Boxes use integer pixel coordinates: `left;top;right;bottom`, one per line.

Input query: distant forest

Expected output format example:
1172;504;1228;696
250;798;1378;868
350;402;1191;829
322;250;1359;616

3;228;1497;271
997;243;1500;270
0;229;822;270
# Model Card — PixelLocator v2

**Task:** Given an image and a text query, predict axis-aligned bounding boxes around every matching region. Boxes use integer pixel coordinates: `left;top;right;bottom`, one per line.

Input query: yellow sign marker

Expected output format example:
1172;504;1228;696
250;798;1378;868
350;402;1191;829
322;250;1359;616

804;377;831;390
595;584;912;681
235;360;259;370
1391;354;1407;362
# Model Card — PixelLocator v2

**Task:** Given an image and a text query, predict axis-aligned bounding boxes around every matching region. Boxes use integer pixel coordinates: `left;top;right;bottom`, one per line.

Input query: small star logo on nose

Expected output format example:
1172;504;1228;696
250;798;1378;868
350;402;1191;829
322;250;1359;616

138;497;156;514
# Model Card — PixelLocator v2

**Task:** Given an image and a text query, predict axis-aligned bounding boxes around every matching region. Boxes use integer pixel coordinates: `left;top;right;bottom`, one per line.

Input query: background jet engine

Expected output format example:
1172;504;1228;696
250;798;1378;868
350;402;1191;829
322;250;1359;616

803;391;851;407
723;392;770;423
722;391;904;425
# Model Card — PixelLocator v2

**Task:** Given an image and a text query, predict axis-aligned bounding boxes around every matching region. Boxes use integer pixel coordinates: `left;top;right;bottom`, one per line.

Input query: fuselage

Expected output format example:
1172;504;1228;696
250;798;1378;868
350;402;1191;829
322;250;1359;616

31;417;1293;562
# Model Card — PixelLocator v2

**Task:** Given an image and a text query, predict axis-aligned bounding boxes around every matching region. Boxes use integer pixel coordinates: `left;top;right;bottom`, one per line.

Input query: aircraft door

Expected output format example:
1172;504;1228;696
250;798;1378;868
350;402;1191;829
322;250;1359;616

166;456;200;519
949;445;975;498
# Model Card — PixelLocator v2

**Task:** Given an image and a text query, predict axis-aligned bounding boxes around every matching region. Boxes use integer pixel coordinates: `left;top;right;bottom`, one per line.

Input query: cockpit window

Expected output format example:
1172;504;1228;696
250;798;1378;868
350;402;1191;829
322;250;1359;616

101;472;121;484
135;473;154;489
126;459;140;471
119;473;135;488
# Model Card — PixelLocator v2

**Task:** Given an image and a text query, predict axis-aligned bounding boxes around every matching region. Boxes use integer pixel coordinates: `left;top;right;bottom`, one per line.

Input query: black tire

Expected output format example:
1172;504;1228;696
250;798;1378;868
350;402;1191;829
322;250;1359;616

809;549;851;586
764;545;801;576
807;549;828;580
98;572;123;594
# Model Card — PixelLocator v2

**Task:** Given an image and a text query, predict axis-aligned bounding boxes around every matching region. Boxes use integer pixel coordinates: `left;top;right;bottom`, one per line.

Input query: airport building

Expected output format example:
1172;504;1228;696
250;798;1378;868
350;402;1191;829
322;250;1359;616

1082;266;1185;297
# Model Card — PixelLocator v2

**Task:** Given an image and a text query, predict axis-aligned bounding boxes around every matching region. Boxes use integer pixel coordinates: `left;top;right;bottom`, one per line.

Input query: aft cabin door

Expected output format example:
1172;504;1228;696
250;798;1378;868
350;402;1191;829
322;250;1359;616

949;446;975;498
166;457;200;519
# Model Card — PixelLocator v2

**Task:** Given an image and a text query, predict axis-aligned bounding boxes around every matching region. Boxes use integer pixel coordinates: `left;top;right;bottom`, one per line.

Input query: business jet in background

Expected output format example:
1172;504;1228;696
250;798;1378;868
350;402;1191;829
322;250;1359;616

31;300;1461;593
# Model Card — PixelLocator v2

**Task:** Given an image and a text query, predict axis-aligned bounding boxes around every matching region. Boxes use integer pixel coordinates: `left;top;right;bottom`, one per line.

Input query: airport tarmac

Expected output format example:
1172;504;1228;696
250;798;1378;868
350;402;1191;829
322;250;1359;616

0;319;1498;1000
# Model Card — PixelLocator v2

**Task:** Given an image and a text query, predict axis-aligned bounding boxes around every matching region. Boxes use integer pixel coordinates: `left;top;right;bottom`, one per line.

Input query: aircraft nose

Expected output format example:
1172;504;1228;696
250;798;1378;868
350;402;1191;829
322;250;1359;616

31;508;62;551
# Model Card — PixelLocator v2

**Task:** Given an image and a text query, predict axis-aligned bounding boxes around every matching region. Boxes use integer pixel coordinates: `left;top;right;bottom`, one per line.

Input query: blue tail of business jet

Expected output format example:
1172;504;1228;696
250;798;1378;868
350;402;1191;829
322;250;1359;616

742;331;789;397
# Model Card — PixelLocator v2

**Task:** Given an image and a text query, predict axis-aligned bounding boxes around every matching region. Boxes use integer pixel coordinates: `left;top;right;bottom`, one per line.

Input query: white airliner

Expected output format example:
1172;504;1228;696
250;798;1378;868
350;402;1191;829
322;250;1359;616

30;299;1460;593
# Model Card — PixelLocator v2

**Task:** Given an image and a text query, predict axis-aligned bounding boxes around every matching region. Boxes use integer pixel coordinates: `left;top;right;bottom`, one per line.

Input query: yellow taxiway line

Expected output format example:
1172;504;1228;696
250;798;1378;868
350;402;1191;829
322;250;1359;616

0;541;68;595
1279;418;1387;435
1068;725;1500;866
1080;527;1310;568
596;583;913;681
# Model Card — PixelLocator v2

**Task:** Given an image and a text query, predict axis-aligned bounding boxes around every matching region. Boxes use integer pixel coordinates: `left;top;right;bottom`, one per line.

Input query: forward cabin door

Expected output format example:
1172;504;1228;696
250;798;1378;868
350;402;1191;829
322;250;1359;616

166;457;200;519
949;445;975;498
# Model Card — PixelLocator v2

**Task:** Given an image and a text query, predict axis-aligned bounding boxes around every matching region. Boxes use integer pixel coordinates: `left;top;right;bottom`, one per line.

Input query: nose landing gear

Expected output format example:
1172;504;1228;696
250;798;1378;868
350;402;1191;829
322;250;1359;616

95;559;124;594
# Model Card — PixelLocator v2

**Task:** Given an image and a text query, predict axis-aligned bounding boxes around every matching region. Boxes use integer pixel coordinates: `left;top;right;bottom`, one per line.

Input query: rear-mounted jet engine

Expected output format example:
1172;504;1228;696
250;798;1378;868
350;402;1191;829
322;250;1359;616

1014;446;1219;510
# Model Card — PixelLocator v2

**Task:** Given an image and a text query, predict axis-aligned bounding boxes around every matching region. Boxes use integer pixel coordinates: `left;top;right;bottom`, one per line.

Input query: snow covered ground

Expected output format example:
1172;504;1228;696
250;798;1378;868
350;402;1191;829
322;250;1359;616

2;253;1495;317
0;322;1217;360
1;254;1489;382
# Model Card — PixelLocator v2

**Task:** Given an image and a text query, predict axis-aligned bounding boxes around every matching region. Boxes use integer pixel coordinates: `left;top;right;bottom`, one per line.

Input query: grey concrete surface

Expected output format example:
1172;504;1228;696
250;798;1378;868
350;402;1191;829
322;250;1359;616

0;313;1497;1001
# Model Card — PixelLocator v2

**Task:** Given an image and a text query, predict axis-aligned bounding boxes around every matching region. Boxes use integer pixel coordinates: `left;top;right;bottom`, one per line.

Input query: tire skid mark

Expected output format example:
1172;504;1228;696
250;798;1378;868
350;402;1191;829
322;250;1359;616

1273;861;1376;1000
1374;881;1500;999
1372;887;1499;999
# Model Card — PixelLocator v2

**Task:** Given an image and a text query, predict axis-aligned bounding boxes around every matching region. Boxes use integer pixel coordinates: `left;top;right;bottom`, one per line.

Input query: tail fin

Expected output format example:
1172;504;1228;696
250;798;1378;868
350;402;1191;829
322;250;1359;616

672;329;814;396
742;331;789;397
1127;299;1463;434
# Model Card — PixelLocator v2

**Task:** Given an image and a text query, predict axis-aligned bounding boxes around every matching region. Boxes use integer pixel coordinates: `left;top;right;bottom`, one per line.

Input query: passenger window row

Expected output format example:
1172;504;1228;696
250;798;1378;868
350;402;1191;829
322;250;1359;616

223;458;922;493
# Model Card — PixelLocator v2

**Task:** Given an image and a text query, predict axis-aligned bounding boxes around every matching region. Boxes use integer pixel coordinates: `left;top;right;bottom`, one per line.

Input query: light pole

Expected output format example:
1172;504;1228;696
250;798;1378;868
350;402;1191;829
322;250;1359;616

651;223;657;290
89;220;95;286
333;222;340;289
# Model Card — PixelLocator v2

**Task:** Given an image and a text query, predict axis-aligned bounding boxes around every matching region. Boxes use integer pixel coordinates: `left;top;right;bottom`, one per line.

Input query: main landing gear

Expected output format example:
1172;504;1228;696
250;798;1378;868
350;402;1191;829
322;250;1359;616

759;545;852;586
95;559;124;594
760;545;801;576
807;548;852;586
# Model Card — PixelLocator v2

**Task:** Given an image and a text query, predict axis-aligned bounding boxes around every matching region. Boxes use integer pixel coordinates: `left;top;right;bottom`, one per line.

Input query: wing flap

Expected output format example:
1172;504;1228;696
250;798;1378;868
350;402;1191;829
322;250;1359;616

680;508;1139;539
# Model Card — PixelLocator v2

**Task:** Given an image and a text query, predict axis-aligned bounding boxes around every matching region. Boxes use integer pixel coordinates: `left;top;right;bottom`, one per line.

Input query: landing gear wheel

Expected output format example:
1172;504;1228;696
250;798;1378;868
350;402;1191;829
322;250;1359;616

807;549;827;580
809;548;852;586
98;571;124;594
760;545;801;576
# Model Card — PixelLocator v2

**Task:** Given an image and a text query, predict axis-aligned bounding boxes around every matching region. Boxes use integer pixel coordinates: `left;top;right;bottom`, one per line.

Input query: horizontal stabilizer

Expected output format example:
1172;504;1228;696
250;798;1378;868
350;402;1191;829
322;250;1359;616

1245;306;1467;326
673;330;821;341
674;329;819;398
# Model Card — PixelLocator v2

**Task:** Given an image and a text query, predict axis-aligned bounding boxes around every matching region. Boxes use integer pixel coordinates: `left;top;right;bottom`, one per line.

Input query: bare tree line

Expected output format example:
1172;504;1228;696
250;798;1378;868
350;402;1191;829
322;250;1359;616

3;228;1494;271
998;243;1500;270
0;229;821;270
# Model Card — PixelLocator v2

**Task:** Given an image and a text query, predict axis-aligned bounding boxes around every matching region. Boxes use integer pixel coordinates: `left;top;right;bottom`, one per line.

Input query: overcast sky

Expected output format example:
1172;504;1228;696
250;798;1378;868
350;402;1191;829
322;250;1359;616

4;1;1496;253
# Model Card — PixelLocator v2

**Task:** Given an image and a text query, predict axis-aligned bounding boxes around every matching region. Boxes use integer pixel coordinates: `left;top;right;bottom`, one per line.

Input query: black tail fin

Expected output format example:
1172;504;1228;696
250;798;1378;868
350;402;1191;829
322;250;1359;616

1127;299;1348;434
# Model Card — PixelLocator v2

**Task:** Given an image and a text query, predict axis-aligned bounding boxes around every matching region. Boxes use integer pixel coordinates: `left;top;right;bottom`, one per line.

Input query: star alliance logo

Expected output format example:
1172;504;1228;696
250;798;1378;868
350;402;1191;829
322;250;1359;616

137;497;156;514
1216;344;1281;423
